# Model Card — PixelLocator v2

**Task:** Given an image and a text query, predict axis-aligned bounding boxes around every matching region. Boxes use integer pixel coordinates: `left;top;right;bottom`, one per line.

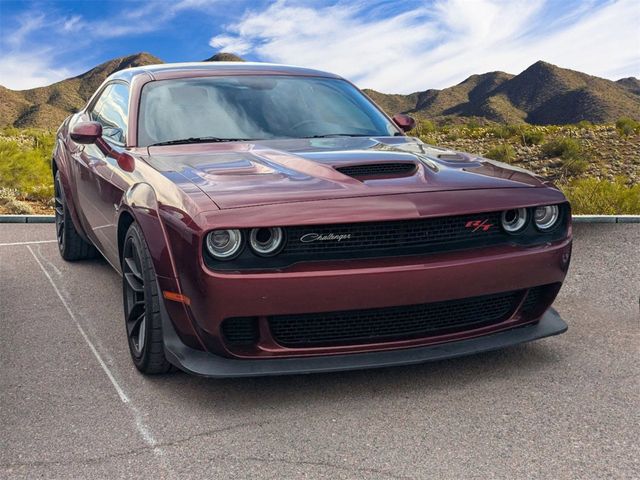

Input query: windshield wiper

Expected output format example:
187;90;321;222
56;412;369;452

149;136;254;146
300;133;374;139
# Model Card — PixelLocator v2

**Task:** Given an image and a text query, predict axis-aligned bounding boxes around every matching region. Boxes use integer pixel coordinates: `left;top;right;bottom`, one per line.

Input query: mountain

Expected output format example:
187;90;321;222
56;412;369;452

0;51;244;129
617;77;640;96
367;61;640;124
204;52;245;62
1;56;638;129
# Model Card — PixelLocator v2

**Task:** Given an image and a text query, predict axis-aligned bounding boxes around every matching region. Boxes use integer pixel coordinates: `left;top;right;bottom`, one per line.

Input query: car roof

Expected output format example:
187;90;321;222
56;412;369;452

108;62;343;83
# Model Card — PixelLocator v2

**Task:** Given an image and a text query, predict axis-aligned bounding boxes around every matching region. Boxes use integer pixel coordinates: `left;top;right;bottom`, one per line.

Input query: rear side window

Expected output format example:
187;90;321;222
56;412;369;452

90;83;129;145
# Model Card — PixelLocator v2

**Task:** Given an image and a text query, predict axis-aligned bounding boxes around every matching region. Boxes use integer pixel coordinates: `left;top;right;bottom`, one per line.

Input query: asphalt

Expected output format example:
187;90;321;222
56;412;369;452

0;224;638;479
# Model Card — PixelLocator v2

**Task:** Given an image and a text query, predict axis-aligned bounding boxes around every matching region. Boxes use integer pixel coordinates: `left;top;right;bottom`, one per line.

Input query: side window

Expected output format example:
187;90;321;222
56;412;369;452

90;83;129;145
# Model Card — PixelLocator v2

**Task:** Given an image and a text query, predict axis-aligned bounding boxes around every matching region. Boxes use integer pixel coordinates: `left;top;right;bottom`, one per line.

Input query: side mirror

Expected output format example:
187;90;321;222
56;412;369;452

70;121;102;144
392;114;416;132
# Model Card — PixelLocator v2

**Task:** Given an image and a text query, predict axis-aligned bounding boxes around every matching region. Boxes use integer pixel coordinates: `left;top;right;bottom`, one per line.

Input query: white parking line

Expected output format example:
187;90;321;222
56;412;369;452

26;245;166;459
0;240;57;247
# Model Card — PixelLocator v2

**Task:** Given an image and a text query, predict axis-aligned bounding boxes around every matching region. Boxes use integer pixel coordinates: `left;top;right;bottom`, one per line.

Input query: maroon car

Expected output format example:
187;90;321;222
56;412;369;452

52;62;571;377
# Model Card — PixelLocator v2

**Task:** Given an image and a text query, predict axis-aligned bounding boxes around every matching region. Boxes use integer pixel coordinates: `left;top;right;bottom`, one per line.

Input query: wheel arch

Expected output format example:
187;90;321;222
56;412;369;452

117;182;179;279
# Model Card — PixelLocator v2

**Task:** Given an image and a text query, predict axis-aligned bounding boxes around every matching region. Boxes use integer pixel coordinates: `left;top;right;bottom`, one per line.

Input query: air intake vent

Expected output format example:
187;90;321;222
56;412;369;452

437;153;468;161
336;162;417;178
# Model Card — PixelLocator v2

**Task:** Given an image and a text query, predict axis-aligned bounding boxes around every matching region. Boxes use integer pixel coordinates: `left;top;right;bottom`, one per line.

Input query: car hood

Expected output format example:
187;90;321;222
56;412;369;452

146;137;545;209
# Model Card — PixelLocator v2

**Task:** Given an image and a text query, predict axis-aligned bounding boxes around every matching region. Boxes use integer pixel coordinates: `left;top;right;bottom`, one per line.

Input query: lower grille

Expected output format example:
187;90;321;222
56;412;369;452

221;317;259;346
268;290;522;348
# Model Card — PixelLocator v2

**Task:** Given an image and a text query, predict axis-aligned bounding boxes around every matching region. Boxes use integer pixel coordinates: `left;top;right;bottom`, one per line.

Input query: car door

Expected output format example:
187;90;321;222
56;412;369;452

71;82;130;262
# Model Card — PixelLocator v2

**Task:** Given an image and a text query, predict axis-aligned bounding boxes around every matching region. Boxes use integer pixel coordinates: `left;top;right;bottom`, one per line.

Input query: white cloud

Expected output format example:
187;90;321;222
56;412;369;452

211;0;640;93
5;13;45;47
0;52;72;90
209;34;254;55
62;15;82;32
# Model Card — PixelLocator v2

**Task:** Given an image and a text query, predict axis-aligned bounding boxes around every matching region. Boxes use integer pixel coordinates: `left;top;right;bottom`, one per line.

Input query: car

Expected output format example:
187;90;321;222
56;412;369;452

52;62;572;377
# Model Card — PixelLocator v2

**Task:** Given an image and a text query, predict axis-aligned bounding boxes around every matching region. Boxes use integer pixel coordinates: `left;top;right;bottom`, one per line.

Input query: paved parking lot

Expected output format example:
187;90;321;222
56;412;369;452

0;223;638;479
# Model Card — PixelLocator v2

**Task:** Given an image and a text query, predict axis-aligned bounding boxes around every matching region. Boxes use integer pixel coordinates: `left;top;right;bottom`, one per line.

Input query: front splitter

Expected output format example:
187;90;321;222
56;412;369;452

161;299;567;378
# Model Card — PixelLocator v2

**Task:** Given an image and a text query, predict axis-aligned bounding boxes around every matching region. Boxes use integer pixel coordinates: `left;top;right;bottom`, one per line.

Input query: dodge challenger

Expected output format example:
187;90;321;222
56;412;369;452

52;62;572;377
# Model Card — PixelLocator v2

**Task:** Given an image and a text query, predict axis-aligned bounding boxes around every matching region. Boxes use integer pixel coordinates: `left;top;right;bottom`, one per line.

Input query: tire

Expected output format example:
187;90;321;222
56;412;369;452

122;222;172;374
54;171;97;261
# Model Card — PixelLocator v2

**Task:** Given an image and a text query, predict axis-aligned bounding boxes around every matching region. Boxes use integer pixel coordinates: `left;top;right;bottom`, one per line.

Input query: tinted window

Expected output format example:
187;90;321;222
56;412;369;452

138;76;398;146
91;83;129;144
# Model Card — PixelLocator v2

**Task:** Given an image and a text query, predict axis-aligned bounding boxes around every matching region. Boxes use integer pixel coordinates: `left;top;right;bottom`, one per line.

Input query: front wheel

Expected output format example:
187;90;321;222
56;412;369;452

122;222;172;374
54;171;97;261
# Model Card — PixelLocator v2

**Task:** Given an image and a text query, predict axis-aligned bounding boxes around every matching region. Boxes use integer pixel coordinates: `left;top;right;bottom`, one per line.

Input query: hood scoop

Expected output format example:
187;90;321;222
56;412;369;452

335;162;417;179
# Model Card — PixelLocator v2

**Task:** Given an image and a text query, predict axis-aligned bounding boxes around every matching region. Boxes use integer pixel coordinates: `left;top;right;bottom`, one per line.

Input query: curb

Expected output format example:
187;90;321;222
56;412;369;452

0;215;56;223
2;214;639;224
571;215;640;223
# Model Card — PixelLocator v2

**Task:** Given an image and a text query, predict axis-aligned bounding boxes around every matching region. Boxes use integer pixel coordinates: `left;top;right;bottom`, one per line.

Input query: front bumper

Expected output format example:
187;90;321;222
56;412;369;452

161;300;567;377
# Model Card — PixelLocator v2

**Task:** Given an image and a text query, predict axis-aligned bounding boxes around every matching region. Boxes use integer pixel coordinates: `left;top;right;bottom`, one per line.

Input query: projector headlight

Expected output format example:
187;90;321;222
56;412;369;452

206;229;243;260
534;205;560;231
249;227;284;256
501;208;528;233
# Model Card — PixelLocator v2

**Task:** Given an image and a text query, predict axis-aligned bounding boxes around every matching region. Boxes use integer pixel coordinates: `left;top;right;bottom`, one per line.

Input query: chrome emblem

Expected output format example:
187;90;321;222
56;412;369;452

300;233;352;243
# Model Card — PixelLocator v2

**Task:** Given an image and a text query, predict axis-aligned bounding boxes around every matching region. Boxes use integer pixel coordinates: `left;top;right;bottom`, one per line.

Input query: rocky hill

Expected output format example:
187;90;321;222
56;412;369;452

1;55;638;129
366;61;640;124
0;52;243;129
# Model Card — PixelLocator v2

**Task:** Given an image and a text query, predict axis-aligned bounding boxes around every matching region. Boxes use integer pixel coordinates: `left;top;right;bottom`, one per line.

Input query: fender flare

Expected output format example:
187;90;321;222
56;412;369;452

52;137;91;243
117;183;179;280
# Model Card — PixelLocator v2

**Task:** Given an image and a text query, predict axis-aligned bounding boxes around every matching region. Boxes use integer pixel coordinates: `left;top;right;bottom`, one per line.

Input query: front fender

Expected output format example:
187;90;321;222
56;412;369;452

53;132;91;243
119;183;178;279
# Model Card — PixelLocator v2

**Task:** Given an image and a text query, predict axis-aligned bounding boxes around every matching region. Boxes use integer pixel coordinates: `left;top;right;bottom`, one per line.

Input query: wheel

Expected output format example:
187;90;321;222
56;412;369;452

122;222;172;374
54;171;97;261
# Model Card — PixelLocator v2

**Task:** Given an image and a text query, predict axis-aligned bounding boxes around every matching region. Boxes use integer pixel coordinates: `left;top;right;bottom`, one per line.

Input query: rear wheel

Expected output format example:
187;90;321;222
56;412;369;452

122;222;172;374
54;171;97;261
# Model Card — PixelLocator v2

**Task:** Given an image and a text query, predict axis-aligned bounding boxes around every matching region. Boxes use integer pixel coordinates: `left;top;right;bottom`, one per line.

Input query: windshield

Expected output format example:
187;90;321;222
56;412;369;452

137;75;399;146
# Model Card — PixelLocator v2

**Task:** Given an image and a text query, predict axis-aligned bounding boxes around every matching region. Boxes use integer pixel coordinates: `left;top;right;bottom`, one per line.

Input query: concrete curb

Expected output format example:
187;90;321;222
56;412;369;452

2;214;639;224
0;215;56;223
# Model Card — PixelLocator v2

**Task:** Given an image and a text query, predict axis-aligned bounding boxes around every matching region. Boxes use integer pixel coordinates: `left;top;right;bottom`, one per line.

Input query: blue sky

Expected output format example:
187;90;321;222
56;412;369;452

0;0;638;92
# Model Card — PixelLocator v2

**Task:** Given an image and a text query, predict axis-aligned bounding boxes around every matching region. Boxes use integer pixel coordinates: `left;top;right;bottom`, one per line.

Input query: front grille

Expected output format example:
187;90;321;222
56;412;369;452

268;289;522;348
336;162;417;177
203;205;569;271
283;212;503;257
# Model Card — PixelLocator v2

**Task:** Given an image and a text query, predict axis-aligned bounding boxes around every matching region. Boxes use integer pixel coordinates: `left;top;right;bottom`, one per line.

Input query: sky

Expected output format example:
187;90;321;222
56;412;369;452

0;0;638;93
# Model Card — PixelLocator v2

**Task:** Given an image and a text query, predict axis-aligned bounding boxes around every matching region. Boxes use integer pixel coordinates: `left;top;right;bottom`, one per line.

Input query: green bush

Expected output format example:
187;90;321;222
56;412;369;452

520;128;545;145
561;177;640;214
485;144;516;163
0;130;54;201
541;137;582;159
575;120;593;129
416;119;436;134
615;117;640;137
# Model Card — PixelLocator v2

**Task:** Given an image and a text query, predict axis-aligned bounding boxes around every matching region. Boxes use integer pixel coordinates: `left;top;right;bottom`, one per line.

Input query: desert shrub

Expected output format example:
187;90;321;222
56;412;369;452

0;131;54;201
561;177;640;214
444;129;460;141
0;197;35;214
487;125;513;139
520;128;545;145
485;144;516;163
575;120;593;129
615;117;640;137
417;119;436;134
562;157;589;176
541;137;582;159
465;118;481;130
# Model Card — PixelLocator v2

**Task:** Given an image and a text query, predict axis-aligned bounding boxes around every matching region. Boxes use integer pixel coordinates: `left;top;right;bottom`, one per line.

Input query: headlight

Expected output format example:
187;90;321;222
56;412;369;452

501;208;528;233
534;205;560;231
249;227;284;256
206;229;243;260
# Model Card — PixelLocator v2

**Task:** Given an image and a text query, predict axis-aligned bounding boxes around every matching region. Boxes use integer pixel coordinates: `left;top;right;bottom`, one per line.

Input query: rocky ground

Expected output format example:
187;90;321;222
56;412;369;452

421;123;639;184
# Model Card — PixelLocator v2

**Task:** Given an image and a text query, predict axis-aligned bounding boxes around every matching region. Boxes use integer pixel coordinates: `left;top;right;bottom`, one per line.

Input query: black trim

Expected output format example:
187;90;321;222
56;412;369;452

160;294;567;377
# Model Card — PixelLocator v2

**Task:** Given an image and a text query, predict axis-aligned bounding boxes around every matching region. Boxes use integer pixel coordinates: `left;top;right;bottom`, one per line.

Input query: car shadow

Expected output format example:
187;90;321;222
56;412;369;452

146;340;566;412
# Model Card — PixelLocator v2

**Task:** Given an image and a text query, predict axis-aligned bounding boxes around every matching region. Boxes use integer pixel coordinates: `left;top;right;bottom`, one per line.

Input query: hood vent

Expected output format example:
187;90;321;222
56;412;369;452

336;162;417;178
438;153;468;161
